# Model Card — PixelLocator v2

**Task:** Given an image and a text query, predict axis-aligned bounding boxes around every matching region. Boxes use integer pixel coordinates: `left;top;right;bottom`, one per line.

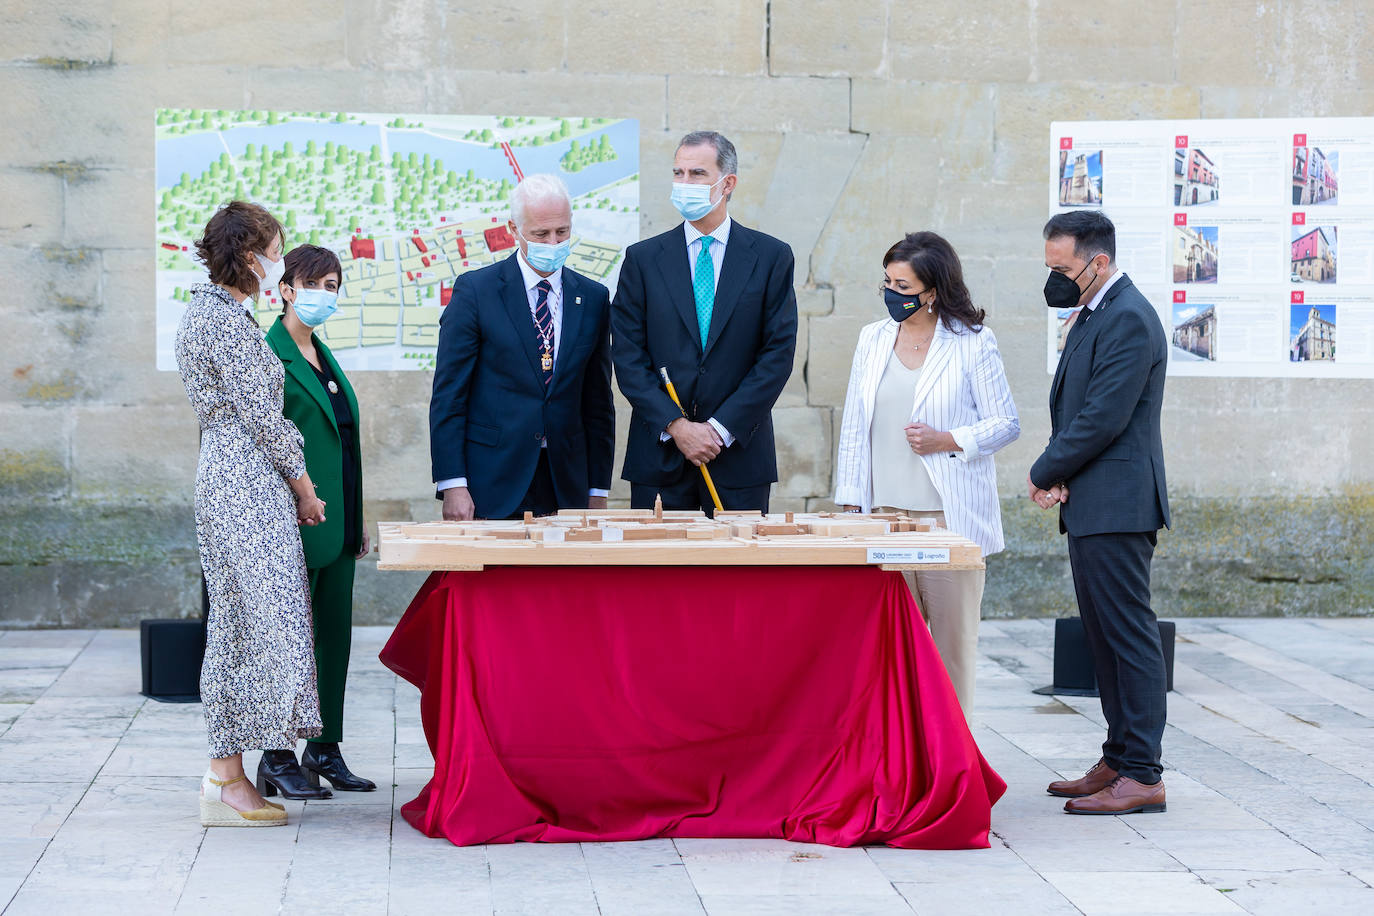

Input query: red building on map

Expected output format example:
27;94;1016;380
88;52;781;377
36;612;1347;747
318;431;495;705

484;225;515;253
350;237;376;259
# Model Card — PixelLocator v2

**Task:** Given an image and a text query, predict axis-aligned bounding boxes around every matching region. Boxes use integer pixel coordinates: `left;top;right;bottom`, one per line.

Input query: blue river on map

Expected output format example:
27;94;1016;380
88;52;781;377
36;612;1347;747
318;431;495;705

156;119;640;200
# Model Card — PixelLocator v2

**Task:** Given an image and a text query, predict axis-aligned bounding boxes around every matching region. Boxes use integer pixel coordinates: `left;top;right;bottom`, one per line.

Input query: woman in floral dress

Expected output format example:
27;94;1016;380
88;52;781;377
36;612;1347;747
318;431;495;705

174;201;326;828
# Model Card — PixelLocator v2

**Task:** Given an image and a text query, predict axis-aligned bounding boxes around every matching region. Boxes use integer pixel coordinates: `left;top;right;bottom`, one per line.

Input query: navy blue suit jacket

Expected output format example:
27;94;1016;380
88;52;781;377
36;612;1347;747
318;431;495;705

429;253;614;519
1030;274;1171;536
611;221;798;488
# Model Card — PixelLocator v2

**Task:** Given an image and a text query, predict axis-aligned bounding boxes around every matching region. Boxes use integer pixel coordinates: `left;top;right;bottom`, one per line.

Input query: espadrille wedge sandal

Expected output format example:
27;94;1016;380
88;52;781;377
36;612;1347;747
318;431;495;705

200;770;287;828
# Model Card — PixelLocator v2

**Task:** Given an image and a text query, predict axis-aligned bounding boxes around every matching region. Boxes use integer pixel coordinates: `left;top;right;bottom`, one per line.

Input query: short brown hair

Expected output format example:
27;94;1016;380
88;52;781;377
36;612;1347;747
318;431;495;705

194;201;284;299
282;245;342;291
281;245;343;314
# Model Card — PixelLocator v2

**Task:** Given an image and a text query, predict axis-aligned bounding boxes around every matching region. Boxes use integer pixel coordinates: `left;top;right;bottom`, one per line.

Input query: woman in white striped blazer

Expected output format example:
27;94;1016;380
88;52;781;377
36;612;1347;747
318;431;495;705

835;232;1019;714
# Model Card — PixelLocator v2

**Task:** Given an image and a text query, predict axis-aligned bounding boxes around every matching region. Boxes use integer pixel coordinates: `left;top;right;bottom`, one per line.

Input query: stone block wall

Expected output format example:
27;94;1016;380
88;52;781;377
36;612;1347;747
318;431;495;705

2;1;1372;625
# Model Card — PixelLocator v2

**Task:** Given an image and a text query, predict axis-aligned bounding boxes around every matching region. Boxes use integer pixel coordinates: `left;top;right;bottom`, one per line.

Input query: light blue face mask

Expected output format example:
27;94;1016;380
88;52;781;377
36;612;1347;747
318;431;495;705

520;230;572;273
670;175;727;221
291;286;339;327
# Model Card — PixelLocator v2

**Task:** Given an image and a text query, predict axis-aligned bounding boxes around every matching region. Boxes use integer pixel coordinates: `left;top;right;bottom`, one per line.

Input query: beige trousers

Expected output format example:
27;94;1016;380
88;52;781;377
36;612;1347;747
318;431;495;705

878;508;985;717
902;567;985;717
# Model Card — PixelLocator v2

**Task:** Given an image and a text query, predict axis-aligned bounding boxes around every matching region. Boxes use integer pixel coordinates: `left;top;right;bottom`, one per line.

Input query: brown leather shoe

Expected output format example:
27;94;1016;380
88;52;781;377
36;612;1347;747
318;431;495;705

1064;776;1166;815
1047;759;1118;798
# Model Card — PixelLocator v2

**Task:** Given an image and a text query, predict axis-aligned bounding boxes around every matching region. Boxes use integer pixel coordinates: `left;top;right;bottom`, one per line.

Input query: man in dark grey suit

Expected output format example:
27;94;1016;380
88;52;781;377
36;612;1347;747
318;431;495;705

1030;210;1171;815
612;131;798;514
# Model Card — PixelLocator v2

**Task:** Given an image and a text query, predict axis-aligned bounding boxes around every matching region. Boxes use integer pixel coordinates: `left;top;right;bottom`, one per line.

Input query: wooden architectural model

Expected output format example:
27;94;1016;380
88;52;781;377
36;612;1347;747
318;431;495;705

378;501;984;572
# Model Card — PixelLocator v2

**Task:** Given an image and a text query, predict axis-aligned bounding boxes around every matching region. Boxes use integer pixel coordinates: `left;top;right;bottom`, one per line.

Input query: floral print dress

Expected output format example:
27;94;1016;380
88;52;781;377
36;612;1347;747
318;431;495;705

175;283;322;757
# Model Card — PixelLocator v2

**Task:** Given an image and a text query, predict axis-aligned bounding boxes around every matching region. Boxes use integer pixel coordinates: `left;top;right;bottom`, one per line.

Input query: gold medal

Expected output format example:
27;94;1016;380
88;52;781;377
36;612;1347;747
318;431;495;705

541;350;553;372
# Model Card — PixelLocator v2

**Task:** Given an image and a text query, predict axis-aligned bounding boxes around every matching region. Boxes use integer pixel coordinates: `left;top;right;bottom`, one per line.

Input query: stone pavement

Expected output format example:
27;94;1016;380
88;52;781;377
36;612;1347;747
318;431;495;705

1;618;1371;915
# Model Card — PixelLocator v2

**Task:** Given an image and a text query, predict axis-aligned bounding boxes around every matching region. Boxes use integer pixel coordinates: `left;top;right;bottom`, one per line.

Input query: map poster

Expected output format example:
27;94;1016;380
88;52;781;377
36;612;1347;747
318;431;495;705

1048;117;1374;379
156;109;640;371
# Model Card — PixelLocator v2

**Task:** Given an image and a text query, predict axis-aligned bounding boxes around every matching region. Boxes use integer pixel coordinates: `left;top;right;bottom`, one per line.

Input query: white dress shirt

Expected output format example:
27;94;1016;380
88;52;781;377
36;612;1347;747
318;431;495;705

661;216;735;447
436;249;608;498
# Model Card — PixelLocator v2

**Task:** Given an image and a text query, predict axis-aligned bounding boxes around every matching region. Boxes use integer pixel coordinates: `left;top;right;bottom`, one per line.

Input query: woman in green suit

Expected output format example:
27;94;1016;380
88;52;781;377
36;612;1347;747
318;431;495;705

260;244;376;797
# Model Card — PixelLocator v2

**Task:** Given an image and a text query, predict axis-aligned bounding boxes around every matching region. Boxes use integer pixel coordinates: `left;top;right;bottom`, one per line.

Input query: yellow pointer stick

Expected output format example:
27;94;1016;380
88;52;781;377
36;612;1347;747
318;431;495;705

658;367;724;513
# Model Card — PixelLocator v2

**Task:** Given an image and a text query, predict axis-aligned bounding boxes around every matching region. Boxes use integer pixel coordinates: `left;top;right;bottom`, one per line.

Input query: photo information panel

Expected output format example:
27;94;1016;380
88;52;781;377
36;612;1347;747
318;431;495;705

1049;117;1374;378
156;109;640;371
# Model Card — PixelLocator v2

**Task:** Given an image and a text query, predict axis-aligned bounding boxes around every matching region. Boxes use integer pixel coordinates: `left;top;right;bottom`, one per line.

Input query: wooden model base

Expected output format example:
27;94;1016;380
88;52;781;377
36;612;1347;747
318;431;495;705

378;508;984;572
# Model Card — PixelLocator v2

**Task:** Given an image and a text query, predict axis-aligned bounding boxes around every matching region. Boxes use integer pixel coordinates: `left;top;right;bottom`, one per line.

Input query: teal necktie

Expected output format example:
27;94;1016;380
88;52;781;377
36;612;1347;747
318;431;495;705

693;236;715;350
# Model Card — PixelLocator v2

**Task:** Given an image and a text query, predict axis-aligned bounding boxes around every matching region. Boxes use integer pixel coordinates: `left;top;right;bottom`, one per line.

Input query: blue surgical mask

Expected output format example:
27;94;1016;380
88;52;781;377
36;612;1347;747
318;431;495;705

520;230;571;273
290;286;338;327
670;175;727;221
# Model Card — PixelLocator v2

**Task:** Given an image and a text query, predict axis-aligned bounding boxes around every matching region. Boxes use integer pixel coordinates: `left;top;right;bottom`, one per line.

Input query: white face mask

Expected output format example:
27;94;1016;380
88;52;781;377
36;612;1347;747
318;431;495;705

253;251;286;297
671;175;728;221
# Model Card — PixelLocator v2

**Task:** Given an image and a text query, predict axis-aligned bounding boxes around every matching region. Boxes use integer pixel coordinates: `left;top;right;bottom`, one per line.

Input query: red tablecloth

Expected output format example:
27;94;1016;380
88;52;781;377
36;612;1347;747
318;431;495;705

380;565;1004;848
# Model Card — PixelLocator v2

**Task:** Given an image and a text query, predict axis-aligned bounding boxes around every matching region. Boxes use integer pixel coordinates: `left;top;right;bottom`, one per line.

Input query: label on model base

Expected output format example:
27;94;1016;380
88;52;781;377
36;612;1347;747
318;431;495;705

866;547;951;564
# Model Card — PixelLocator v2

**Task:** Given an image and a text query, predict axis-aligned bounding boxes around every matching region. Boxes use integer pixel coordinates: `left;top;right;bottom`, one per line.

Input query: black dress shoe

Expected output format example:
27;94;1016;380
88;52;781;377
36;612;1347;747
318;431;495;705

301;742;376;792
256;749;332;800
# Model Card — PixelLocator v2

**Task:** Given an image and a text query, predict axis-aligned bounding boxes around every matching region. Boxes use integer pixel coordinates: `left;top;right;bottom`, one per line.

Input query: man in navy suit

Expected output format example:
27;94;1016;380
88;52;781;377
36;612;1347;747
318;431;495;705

430;173;614;520
1030;210;1171;816
612;131;798;515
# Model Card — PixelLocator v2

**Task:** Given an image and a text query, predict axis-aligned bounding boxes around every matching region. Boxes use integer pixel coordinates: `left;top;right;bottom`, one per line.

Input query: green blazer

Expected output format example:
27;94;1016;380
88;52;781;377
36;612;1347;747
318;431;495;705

265;318;364;569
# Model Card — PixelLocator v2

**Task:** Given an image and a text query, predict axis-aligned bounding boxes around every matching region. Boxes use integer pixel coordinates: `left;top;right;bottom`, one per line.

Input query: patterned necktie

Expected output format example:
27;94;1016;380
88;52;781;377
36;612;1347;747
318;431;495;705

693;236;715;350
534;279;554;386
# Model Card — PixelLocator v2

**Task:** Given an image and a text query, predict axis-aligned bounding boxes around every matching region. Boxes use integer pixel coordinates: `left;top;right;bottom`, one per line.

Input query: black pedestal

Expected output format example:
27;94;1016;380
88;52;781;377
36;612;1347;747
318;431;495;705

139;619;206;702
1033;617;1176;696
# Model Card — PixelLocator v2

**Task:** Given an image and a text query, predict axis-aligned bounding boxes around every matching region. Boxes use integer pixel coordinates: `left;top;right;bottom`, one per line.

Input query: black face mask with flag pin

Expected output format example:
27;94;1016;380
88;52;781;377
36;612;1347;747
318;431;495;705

883;286;924;322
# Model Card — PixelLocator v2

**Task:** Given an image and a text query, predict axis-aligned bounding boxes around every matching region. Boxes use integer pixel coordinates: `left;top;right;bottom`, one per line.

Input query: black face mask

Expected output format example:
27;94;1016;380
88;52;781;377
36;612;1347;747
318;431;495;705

1043;261;1095;310
884;286;926;323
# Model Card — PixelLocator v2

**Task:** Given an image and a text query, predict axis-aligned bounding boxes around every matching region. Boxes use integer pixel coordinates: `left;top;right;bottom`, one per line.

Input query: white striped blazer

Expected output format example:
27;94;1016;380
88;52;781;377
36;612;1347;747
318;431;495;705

834;317;1020;556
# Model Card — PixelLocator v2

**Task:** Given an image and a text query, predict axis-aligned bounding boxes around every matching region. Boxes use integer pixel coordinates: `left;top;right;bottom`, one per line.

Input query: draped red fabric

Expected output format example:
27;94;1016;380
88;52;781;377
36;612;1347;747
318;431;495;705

380;565;1005;848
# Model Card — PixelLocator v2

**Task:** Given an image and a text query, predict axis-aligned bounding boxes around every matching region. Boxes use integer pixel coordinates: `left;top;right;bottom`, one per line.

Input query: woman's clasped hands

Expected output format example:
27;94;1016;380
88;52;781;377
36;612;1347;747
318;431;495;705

297;493;326;526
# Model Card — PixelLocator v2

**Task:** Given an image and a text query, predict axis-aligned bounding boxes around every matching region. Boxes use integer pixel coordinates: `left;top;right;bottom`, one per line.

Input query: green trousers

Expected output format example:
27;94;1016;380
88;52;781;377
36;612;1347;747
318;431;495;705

307;550;355;744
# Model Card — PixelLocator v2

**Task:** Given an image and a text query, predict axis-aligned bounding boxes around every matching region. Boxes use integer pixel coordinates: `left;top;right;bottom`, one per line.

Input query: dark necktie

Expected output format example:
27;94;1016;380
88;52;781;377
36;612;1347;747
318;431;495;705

534;280;554;386
1067;306;1091;343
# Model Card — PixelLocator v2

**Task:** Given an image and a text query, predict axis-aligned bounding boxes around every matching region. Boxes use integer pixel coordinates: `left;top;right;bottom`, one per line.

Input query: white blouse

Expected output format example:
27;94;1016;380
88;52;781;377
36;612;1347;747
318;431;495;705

870;351;943;512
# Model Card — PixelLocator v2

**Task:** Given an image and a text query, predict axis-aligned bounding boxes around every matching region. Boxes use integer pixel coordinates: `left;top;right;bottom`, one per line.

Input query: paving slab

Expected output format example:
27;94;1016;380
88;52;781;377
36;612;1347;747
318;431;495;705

1040;870;1245;914
894;875;1078;915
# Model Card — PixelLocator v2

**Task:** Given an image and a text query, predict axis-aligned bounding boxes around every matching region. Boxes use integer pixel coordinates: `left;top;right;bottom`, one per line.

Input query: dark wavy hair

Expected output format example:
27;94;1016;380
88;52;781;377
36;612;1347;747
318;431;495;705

882;231;985;332
194;201;284;299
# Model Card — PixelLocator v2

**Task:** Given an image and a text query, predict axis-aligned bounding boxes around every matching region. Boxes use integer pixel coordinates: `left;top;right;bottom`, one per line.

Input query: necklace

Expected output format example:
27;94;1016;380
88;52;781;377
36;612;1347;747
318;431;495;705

904;331;934;351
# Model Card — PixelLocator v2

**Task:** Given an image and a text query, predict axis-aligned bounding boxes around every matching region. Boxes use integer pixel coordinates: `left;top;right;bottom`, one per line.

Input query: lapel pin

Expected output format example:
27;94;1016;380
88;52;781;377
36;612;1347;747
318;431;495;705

575;296;582;305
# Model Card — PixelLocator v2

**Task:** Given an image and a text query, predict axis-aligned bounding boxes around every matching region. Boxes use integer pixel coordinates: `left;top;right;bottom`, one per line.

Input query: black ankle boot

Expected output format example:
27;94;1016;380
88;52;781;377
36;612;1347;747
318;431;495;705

301;742;376;792
256;749;332;800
